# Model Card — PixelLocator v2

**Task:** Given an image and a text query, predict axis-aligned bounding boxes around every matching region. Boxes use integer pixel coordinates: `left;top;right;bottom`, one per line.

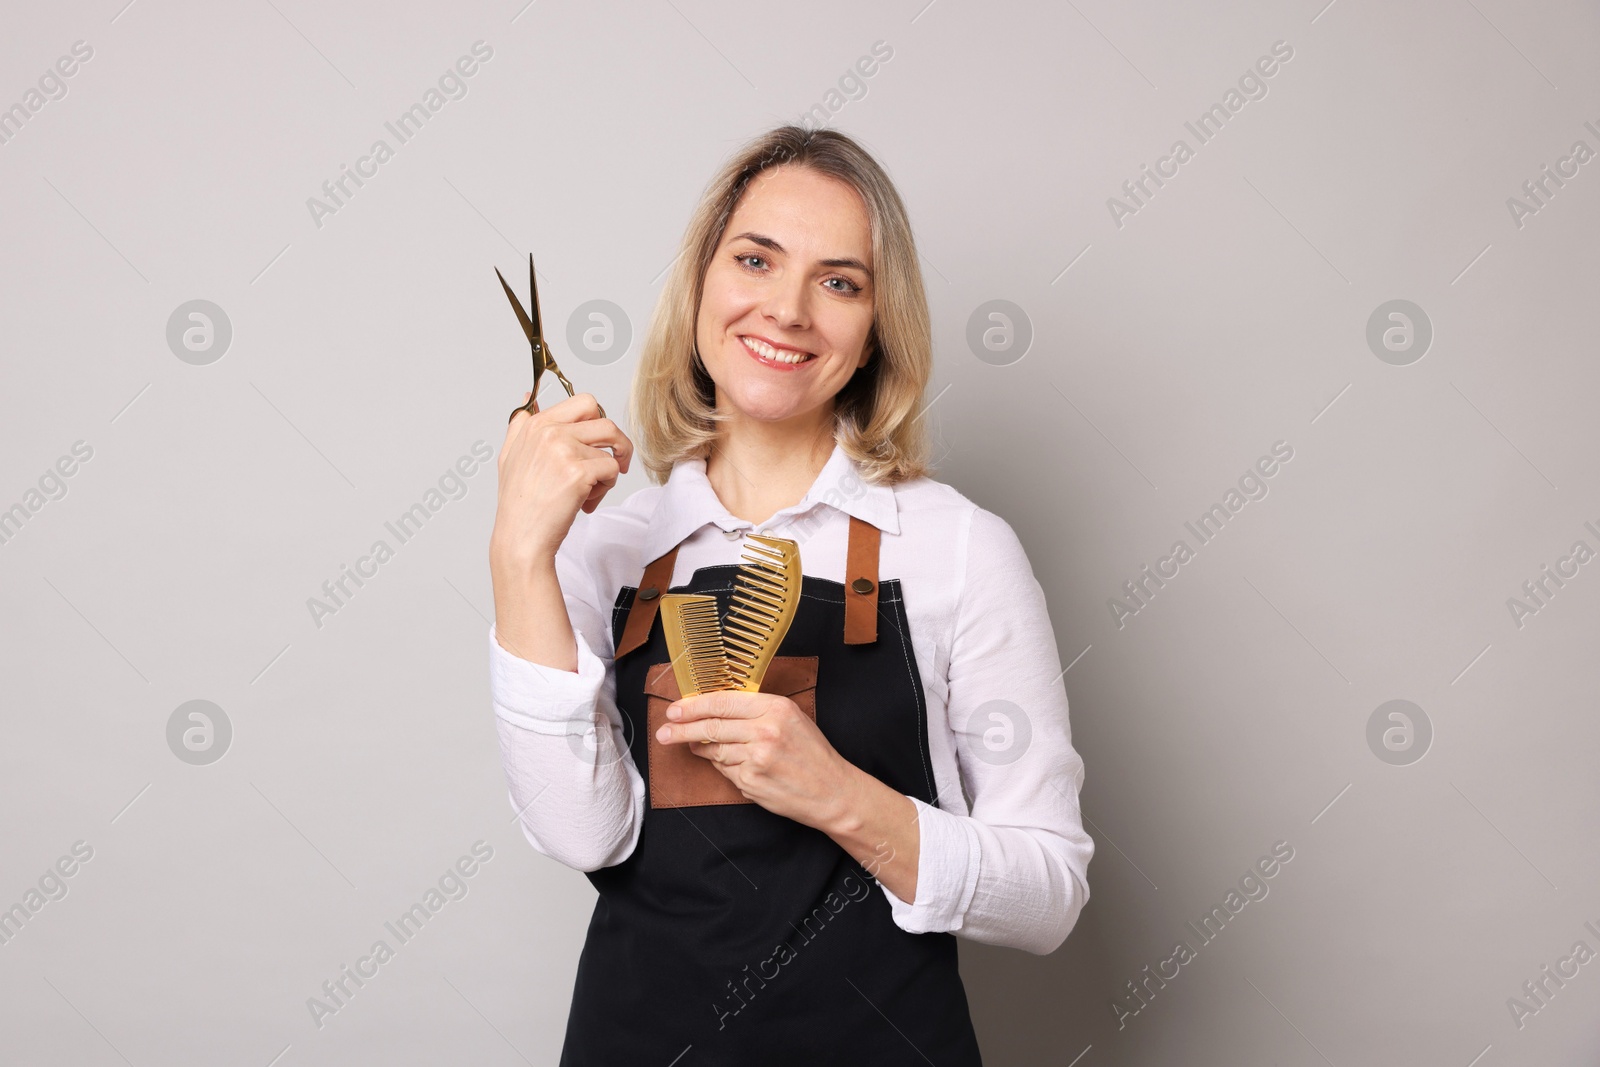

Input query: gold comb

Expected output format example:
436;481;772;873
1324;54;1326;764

657;534;802;696
660;594;732;697
723;534;801;692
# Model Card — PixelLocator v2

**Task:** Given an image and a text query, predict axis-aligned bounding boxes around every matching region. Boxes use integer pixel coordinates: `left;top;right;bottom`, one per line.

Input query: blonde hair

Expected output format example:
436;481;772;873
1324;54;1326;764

628;125;932;486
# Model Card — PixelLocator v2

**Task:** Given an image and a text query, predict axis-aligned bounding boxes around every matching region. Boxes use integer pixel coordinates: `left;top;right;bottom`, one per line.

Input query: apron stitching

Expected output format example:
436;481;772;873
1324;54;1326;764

870;579;934;806
883;585;937;804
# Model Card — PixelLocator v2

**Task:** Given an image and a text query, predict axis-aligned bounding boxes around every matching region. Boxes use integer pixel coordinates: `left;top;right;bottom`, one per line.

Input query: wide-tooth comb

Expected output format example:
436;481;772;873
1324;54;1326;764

723;535;801;692
659;594;732;696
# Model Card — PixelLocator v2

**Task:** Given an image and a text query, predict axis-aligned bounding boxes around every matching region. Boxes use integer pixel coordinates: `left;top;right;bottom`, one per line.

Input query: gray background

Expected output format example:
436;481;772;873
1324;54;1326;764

2;0;1596;1063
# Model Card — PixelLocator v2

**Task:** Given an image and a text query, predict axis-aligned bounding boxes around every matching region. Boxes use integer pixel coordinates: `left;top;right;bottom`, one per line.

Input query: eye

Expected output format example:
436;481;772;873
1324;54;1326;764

824;276;864;294
736;253;768;271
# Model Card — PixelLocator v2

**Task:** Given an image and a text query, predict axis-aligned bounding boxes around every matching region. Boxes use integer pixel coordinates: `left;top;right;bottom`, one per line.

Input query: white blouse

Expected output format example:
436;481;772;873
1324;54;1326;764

489;439;1094;956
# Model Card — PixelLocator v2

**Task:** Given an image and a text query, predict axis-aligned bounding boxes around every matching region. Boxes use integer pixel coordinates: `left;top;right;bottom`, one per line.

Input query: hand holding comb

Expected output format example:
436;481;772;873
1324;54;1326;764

660;534;801;697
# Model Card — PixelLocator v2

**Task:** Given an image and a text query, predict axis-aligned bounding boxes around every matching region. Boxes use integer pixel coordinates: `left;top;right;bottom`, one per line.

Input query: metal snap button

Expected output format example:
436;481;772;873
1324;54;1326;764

851;577;875;594
639;586;660;600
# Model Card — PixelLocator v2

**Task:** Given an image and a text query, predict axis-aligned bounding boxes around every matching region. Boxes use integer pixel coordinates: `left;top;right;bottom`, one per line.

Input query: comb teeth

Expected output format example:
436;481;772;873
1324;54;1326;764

660;595;733;696
724;535;801;692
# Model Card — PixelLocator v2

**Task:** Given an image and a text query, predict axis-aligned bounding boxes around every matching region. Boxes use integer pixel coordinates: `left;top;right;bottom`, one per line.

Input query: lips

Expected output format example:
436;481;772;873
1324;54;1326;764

740;335;814;365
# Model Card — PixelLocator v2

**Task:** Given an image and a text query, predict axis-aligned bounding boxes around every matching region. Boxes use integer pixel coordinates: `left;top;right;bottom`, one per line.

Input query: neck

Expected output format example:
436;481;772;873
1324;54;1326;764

704;406;836;528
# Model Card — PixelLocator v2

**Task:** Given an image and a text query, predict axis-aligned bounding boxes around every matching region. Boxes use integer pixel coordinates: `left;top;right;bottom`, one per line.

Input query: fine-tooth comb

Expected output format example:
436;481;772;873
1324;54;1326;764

657;534;802;697
660;594;732;697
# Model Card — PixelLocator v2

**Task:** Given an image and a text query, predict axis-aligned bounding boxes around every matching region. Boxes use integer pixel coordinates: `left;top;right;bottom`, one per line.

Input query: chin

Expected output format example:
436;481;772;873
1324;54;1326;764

721;383;812;423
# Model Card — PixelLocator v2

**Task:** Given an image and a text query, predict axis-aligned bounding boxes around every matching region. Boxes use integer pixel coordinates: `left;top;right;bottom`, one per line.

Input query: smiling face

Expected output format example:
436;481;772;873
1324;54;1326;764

694;164;876;430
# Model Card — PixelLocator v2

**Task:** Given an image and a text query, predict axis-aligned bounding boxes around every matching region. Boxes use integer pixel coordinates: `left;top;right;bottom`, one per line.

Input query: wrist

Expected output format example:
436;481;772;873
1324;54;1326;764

820;761;870;838
489;537;558;581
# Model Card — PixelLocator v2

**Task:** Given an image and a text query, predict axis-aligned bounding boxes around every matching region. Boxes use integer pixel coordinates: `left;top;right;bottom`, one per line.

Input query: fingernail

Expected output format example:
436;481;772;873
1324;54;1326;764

666;704;681;719
656;725;670;741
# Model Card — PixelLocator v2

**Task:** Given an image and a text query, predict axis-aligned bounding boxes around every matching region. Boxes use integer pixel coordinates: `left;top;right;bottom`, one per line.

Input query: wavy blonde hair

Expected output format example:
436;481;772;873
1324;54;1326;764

628;125;932;486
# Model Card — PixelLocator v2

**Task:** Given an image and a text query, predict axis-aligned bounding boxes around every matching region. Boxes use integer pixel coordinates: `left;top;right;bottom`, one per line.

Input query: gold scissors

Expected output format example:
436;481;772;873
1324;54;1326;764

495;253;604;422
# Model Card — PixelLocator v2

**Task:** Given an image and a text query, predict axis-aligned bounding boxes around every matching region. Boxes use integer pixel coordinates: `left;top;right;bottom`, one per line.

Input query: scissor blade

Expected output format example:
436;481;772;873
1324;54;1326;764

494;266;536;346
526;253;549;366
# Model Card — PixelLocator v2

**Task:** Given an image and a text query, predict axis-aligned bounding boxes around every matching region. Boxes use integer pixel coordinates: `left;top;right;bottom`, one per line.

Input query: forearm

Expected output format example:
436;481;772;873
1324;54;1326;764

495;712;643;871
821;765;922;904
944;818;1090;955
488;611;645;872
490;545;578;672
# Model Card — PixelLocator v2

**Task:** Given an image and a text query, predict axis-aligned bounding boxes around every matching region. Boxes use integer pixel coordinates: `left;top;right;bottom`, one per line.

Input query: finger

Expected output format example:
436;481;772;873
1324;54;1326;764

580;476;616;514
691;741;745;767
507;391;538;429
561;418;635;475
501;399;531;460
657;718;754;745
667;693;764;722
573;454;621;513
548;449;617;485
531;392;608;426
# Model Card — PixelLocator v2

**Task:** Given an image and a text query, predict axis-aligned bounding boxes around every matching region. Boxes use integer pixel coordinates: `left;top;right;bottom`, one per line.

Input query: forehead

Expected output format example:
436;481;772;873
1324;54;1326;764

725;165;872;261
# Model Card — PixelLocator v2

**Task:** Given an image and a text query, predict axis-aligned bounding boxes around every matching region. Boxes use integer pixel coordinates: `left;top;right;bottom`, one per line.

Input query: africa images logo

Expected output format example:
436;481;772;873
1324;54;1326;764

1112;840;1295;1030
306;441;493;629
1107;441;1294;629
305;41;494;229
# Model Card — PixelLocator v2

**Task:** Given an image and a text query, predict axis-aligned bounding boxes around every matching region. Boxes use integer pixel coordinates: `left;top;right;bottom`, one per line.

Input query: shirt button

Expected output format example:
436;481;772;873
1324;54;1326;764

759;527;774;536
722;527;742;540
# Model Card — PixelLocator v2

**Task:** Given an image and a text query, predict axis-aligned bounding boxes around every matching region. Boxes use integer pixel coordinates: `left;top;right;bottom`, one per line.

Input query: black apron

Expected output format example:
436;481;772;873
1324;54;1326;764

558;518;983;1065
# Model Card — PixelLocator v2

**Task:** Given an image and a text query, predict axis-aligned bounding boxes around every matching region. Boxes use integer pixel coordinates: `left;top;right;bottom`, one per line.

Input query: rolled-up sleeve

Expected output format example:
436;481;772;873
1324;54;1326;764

878;507;1094;955
489;511;645;872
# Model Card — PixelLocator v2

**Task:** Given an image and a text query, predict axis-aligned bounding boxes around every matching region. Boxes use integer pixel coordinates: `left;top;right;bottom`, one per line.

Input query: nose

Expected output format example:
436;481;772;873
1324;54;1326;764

760;268;810;332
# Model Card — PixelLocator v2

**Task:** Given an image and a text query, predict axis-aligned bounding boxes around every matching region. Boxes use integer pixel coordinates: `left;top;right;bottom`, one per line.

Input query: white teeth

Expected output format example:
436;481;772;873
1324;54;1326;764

741;336;811;364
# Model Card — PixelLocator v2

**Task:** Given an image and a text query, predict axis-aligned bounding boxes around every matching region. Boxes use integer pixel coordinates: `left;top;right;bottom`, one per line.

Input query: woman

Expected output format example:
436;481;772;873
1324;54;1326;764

488;125;1092;1064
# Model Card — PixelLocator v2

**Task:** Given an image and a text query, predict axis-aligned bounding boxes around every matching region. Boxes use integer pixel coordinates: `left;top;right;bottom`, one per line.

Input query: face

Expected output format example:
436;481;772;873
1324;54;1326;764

695;164;876;428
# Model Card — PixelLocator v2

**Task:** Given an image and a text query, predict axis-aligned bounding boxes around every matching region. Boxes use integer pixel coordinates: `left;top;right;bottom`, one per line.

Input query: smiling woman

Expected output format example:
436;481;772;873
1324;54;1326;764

630;127;932;488
487;125;1093;1066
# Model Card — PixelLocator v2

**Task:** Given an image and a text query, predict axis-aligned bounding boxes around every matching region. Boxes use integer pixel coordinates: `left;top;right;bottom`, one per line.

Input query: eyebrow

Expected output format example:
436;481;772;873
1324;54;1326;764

729;231;873;278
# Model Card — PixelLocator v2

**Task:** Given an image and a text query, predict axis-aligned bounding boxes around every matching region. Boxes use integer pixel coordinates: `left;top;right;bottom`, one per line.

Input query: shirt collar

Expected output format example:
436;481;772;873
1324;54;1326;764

641;438;899;563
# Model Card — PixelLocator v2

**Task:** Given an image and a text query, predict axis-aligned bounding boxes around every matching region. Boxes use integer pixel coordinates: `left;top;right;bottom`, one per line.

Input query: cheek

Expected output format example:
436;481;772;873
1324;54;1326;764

696;284;733;351
700;272;756;330
822;309;874;362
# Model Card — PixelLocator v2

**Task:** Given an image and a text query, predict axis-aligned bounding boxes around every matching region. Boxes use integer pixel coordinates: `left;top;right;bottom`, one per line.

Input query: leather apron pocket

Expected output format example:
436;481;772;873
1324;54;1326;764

643;655;820;809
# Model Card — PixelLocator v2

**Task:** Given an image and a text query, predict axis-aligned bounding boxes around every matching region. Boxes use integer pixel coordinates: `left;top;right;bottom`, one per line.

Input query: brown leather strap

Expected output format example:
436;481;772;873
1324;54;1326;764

615;516;882;657
844;514;880;645
614;544;680;659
